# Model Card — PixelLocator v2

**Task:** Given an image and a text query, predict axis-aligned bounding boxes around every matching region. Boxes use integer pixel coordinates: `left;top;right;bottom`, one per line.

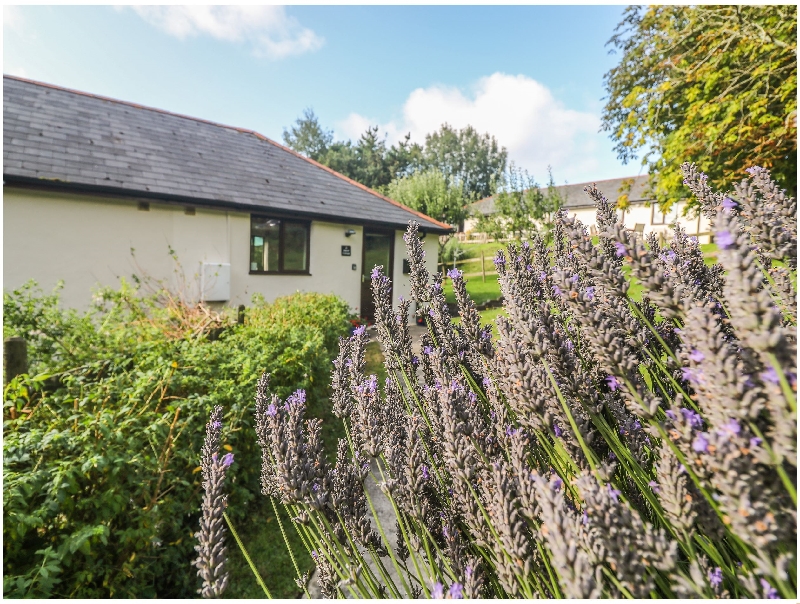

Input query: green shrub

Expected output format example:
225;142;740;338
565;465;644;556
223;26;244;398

2;282;351;597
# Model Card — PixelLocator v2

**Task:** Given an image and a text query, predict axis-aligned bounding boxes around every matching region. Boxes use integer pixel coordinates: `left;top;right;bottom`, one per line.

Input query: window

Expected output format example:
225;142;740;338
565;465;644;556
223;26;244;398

250;216;310;274
651;204;668;225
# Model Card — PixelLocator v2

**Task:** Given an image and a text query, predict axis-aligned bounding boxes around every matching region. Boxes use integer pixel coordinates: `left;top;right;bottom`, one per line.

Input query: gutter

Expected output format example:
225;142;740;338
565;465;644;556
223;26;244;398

3;175;452;235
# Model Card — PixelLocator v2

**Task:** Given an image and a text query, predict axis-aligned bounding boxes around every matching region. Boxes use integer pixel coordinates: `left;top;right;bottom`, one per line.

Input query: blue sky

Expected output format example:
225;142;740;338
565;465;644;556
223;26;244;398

3;5;642;185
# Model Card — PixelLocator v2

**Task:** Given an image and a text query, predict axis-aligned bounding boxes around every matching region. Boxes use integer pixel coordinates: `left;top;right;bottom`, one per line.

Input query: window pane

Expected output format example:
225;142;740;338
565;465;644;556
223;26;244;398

283;221;309;271
251;217;280;272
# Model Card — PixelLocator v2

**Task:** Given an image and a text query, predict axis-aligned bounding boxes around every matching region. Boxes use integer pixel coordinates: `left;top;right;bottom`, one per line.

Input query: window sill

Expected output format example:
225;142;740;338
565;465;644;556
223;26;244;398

249;270;311;276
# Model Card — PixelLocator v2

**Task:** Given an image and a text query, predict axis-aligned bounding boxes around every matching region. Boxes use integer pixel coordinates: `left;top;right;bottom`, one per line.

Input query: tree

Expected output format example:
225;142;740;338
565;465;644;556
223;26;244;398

602;5;797;208
422;124;508;201
475;164;563;240
385;169;465;226
281;108;333;161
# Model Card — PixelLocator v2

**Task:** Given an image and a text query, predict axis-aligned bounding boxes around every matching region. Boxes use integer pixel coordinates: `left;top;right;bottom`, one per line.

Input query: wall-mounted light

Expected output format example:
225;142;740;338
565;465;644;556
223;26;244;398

345;229;357;237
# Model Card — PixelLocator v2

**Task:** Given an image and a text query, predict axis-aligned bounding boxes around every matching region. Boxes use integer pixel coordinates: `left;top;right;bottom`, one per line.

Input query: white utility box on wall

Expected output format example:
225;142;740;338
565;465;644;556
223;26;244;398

201;263;231;302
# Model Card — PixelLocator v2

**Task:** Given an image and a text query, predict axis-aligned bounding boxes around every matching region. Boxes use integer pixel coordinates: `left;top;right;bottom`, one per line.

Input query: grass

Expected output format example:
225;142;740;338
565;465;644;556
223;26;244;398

443;274;502;306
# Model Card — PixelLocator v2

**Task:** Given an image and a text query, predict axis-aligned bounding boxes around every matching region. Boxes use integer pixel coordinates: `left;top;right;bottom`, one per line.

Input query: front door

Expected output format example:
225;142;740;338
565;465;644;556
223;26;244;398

360;230;394;322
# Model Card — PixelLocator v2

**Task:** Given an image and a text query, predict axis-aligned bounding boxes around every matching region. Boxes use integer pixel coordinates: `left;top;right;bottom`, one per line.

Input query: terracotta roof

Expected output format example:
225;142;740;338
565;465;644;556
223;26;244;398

471;174;652;216
3;75;451;233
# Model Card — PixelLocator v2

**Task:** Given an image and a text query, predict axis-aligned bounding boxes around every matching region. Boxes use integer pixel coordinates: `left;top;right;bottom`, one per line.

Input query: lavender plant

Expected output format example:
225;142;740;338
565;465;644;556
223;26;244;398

194;407;234;598
209;165;796;599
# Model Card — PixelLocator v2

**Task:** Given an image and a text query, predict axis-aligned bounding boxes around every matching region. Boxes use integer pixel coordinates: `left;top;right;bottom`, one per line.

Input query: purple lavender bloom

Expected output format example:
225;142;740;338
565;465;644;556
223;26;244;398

564;339;574;352
665;409;677;421
582;510;589;525
442;525;449;538
464;565;473;580
678;463;686;474
750;437;763;449
493;255;505;268
447;268;462;279
689;349;705;363
552;477;563;491
538;271;547;281
421;465;429;480
708;567;723;588
721;197;738;210
429;308;436;317
553;285;563;296
608;451;616;461
370;266;382;279
448;583;463;599
482;376;491;389
716;230;736;249
266;403;277;417
585;286;595;300
211;421;222;430
412;355;419;366
222;453;234;467
431;582;444;599
553;422;562;437
614;242;627;257
632;419;642;431
681;408;704;429
606;375;621;391
760;579;779;599
681;367;696;383
717;418;741;439
692;432;710;453
607;484;621;502
648;480;661;493
354;324;367;337
761;367;780;385
423;345;434;355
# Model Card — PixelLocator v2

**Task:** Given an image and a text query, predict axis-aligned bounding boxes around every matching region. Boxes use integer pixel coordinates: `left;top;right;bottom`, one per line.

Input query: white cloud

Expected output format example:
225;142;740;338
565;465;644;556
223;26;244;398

131;6;323;60
337;73;623;185
4;6;24;31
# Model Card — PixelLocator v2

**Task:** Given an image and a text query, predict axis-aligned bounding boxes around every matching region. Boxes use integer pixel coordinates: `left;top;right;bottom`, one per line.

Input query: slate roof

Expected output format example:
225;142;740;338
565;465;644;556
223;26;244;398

471;175;653;216
3;75;451;233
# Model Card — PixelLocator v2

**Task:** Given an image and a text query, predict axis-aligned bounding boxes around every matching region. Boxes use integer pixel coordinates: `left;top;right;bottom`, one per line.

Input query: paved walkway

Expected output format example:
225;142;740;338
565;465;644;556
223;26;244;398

304;323;427;598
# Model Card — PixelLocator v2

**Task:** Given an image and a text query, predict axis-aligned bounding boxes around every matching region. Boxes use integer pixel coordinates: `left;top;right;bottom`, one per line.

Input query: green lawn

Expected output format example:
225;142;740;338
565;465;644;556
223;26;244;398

443;274;502;306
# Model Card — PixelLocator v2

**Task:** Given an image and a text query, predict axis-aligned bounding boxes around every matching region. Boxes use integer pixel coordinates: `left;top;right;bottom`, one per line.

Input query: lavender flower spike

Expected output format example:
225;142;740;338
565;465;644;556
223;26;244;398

194;406;231;598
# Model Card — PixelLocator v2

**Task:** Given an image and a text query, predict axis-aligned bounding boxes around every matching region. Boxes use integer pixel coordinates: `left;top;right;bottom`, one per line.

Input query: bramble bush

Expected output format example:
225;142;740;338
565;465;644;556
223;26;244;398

2;284;351;597
199;164;796;599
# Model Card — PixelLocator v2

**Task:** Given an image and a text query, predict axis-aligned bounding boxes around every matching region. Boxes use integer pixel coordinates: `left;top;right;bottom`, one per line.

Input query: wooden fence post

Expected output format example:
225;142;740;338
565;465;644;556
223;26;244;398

4;337;28;387
481;250;486;282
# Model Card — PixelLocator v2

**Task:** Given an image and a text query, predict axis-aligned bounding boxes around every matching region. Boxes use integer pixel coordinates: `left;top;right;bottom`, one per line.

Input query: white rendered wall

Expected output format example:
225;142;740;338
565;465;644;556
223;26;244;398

3;187;435;313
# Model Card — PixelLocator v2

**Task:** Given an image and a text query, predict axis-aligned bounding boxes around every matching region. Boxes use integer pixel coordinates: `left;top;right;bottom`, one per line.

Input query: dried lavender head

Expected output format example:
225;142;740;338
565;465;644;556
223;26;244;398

194;406;231;598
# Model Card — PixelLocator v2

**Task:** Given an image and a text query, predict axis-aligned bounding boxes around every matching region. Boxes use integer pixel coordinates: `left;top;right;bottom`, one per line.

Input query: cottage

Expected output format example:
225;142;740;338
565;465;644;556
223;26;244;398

464;175;712;243
3;76;450;316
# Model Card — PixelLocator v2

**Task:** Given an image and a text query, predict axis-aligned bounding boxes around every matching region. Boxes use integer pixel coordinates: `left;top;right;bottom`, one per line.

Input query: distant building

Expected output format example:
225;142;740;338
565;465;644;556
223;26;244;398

3;75;450;316
463;175;712;243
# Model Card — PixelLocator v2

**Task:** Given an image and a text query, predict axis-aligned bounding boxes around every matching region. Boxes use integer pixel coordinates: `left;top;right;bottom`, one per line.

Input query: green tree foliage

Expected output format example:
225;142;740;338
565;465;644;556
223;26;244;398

385;169;465;226
602;5;797;207
281;112;506;200
281;108;333;162
422;124;508;201
475;164;563;240
282;110;422;191
3;281;351;598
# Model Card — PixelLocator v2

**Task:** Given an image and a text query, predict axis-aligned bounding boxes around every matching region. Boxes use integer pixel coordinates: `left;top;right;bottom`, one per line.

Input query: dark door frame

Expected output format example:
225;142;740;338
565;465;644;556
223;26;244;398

360;228;395;322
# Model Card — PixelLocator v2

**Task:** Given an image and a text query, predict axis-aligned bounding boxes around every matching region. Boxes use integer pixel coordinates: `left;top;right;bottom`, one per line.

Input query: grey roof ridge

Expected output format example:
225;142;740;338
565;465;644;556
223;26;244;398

3;74;452;232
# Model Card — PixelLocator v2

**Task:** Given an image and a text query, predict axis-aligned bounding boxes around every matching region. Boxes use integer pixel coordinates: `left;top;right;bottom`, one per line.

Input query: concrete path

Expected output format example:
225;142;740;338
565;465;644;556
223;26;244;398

304;324;428;598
